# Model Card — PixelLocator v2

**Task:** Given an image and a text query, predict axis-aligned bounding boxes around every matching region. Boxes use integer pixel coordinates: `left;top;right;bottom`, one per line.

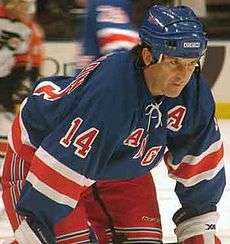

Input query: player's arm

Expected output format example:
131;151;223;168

75;1;98;71
95;1;139;55
165;79;225;243
13;69;125;243
77;1;139;72
4;76;81;243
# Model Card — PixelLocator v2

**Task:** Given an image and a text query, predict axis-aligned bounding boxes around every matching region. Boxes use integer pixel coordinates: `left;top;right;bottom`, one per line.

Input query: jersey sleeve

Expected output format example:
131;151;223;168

14;66;129;236
94;0;139;55
8;76;74;162
164;78;226;218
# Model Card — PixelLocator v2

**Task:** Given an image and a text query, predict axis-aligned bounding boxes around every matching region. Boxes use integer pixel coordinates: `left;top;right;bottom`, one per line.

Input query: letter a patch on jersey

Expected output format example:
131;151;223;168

167;105;186;132
123;128;144;147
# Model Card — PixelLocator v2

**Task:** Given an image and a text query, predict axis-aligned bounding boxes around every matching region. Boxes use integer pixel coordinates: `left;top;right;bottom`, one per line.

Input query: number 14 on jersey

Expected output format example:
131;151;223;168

60;117;99;158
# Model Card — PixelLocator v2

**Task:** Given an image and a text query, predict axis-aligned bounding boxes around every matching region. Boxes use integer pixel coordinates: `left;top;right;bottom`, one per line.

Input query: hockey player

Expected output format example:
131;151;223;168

75;0;139;70
2;4;225;244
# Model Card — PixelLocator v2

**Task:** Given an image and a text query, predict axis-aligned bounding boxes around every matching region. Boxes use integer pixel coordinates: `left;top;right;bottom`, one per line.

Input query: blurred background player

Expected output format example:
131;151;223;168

0;0;44;215
75;0;140;71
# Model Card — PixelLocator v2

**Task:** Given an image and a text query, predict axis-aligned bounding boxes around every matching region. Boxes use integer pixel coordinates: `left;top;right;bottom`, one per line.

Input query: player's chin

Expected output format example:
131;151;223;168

165;88;183;98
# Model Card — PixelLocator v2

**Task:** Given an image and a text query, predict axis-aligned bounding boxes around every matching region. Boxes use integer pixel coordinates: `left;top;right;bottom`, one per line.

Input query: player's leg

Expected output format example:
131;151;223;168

81;187;110;244
2;146;91;244
54;202;91;244
82;172;162;243
1;145;29;231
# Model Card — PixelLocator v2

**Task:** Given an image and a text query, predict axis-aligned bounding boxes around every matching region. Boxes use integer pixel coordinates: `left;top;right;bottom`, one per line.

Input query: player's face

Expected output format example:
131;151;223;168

143;52;199;97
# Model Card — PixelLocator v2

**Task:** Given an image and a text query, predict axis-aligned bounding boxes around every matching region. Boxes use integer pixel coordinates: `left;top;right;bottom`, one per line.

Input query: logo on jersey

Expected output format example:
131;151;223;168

167;105;186;131
33;56;106;101
123;129;162;166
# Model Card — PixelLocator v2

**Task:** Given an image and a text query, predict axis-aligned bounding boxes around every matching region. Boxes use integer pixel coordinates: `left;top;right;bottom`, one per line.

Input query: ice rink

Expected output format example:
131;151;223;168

0;120;230;243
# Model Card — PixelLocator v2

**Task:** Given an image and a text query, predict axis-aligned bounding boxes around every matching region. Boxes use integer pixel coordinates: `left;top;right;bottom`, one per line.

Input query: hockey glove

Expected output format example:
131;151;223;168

174;211;221;243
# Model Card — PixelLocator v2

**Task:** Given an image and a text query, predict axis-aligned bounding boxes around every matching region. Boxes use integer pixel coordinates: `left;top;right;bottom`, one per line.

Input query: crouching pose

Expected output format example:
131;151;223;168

2;4;225;244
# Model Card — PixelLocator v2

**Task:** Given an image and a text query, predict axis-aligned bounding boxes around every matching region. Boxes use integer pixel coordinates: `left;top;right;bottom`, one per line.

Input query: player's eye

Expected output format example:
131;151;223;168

189;60;197;66
169;59;177;65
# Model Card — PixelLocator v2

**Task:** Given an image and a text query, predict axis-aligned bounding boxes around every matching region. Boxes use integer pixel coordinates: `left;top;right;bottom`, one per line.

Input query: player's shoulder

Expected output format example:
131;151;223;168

178;73;212;100
101;51;131;69
166;73;214;115
92;51;138;96
176;73;215;118
24;76;76;124
74;51;139;116
32;75;74;90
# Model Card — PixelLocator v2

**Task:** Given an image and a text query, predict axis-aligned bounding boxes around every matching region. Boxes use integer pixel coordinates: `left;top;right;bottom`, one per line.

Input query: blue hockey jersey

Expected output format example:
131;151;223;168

77;0;139;69
9;51;225;238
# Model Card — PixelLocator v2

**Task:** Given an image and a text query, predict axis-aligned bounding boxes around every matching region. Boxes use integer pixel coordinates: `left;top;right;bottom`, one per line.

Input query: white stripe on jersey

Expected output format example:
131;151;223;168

19;99;36;148
36;147;95;187
182;139;223;165
97;28;139;39
169;159;224;187
100;41;136;54
166;138;223;170
27;171;78;208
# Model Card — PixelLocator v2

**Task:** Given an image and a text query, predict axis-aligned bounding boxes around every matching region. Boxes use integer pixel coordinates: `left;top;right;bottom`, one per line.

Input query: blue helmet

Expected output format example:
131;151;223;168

139;5;208;61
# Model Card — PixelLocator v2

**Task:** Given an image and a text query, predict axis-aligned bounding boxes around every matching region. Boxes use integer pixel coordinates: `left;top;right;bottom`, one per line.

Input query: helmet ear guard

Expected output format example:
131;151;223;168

139;5;208;62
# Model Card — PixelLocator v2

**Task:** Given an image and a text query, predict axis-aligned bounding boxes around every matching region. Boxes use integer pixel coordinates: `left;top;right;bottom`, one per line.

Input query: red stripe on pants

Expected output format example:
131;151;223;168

2;146;29;231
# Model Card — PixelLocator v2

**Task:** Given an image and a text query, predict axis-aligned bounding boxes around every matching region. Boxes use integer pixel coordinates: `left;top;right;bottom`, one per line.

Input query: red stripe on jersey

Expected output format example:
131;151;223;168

165;144;224;179
30;155;86;201
11;114;35;162
99;34;138;47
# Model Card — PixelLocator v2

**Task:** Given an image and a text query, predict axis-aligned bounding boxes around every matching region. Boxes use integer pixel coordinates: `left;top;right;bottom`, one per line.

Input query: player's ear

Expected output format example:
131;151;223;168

142;47;153;66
